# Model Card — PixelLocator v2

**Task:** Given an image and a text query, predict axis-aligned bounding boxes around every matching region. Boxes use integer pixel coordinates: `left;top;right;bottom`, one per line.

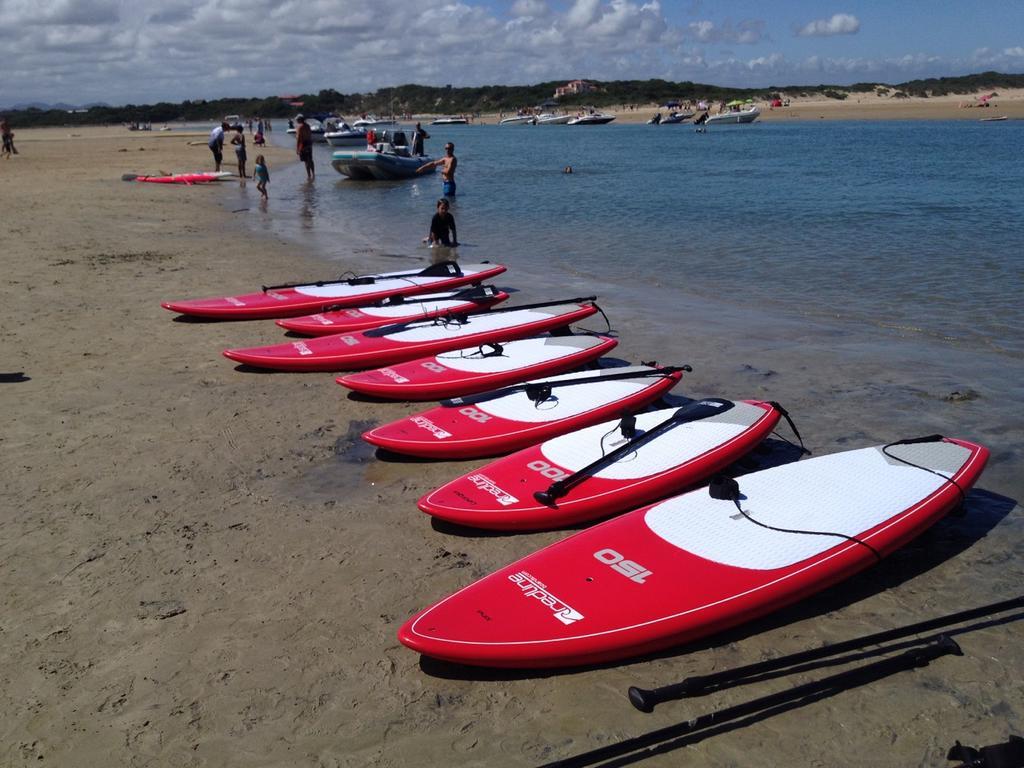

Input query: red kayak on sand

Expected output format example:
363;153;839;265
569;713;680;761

124;171;232;185
362;364;686;459
399;437;989;668
419;399;781;530
223;298;600;372
275;285;508;336
161;261;506;320
337;334;618;401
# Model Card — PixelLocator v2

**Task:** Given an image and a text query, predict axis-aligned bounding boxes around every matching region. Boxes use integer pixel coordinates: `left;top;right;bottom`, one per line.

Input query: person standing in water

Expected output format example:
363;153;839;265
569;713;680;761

295;115;315;180
416;142;457;197
411;122;430;156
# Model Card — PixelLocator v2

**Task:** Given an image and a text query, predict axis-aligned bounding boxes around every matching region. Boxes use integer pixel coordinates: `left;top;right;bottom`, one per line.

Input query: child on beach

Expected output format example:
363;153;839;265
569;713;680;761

424;198;458;247
254;155;269;199
231;126;247;178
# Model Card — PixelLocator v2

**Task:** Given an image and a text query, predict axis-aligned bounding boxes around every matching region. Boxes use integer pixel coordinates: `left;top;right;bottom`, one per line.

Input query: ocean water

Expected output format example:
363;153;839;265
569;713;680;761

253;120;1023;360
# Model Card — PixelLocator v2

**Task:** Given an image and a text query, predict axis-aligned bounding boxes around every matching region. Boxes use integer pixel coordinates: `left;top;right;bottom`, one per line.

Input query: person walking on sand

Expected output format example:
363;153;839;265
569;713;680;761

423;198;458;247
1;117;15;159
209;121;228;171
254;155;270;200
416;142;457;197
231;126;248;178
295;115;315;180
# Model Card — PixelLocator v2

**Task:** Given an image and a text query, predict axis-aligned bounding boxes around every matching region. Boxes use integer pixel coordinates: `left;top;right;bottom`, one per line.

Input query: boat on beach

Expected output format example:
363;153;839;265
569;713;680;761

980;115;1008;122
567;111;616;125
353;115;398;128
500;114;537;126
324;118;367;147
705;104;760;126
431;116;469;125
536;113;573;125
330;130;434;180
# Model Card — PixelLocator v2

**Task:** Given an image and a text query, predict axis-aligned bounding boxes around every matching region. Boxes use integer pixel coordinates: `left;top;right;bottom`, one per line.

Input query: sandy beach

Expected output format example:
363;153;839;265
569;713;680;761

1;125;1022;767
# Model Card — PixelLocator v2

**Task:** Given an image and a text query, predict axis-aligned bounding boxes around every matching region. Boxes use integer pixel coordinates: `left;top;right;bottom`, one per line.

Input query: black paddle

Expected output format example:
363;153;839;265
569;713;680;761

261;260;463;292
361;295;599;338
533;399;736;507
444;364;691;407
371;283;499;307
627;593;1024;711
539;636;963;767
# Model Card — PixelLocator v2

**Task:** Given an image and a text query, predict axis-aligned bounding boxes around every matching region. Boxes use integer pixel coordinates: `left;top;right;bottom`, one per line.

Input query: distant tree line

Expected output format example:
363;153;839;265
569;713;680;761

5;72;1023;128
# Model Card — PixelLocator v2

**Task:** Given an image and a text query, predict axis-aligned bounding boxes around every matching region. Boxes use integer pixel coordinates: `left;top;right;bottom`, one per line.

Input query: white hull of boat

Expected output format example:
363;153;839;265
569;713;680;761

567;114;616;125
705;107;760;125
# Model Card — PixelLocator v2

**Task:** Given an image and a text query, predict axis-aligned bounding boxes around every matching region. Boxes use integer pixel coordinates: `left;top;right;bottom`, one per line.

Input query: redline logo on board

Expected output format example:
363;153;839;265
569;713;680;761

467;473;519;506
292;340;313;356
378;368;411;384
411;416;453;439
508;571;584;625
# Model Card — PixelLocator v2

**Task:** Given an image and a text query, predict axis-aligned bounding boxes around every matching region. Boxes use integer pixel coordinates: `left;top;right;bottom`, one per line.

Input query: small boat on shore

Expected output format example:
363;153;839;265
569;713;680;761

661;111;695;124
980;115;1008;122
353;115;398;128
330;130;434;180
500;114;537;126
567;111;616;125
705;105;760;126
432;116;469;125
536;113;573;125
324;118;367;147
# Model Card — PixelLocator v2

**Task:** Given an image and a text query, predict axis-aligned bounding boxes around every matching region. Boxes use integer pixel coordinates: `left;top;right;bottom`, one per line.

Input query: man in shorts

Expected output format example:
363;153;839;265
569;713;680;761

416;142;457;196
209;122;228;171
295;115;315;180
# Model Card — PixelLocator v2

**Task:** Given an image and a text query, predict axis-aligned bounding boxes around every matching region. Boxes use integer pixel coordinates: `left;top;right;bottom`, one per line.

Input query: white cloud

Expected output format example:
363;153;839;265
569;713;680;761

688;18;764;44
796;13;860;37
511;0;549;18
0;0;1001;108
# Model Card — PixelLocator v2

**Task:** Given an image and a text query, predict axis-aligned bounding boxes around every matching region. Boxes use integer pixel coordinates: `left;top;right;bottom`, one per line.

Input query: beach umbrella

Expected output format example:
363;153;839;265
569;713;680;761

726;99;746;107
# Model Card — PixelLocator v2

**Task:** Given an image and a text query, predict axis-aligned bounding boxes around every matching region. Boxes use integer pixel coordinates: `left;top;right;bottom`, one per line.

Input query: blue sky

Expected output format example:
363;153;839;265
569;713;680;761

2;0;1023;107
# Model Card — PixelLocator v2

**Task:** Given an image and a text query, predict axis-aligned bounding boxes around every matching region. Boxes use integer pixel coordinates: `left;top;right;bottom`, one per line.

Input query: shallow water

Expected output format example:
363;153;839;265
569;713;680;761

252;120;1024;358
218;119;1023;502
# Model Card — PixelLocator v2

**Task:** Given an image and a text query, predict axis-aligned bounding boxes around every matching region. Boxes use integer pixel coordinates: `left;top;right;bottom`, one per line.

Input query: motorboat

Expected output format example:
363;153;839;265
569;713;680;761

660;111;694;124
324;118;367;147
567;111;616;125
536;113;573;125
500;114;536;125
353;115;398;128
705;105;760;126
431;116;468;125
285;116;327;140
330;130;436;181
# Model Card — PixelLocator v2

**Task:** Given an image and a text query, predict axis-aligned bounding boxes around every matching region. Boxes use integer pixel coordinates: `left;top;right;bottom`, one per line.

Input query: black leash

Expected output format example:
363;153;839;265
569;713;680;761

444;365;690;408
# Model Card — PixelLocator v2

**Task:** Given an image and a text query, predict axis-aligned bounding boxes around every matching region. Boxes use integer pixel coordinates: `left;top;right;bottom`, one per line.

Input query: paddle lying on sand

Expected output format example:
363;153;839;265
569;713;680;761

627;592;1024;711
538;636;963;768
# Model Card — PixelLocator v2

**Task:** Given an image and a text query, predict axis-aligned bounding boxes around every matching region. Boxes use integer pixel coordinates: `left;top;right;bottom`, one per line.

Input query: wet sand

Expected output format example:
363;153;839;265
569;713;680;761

1;126;1021;767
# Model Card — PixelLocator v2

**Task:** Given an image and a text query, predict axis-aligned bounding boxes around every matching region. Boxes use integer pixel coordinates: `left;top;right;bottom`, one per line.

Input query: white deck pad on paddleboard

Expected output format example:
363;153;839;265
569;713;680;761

540;401;766;481
292;264;493;299
432;336;603;374
455;366;672;425
645;442;974;570
367;306;579;345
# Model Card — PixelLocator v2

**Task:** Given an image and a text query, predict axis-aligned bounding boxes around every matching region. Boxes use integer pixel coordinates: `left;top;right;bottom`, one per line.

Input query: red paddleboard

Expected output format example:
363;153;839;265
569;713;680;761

362;365;685;459
128;172;231;184
398;437;989;668
161;262;506;320
275;285;508;336
337;334;618;401
223;299;599;372
419;399;781;530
